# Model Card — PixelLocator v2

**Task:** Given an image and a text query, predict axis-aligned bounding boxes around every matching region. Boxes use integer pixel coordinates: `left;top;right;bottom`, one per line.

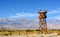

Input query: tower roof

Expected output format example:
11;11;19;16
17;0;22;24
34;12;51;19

38;10;47;14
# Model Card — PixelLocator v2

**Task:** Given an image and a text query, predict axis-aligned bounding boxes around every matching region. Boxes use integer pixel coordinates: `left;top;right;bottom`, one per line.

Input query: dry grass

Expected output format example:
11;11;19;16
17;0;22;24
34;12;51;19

0;29;60;36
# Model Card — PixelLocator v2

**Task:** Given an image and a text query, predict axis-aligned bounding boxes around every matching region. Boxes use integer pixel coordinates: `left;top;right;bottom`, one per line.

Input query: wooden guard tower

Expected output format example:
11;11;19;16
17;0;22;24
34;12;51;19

38;9;47;33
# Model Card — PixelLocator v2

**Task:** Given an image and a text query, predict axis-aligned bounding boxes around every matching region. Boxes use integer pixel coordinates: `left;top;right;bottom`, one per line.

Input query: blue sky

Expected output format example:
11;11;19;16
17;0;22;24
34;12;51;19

0;0;60;20
0;0;60;29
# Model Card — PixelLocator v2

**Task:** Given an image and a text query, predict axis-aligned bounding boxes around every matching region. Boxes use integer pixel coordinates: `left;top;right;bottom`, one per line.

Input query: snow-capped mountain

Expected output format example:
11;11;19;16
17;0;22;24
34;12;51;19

0;18;60;30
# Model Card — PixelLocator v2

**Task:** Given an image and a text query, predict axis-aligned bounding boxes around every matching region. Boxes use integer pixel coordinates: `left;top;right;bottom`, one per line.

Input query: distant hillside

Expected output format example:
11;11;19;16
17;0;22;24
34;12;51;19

0;18;60;30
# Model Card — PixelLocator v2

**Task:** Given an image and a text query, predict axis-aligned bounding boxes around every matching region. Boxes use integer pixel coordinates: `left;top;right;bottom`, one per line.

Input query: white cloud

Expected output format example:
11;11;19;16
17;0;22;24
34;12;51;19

48;8;60;14
47;8;60;21
10;13;38;18
48;16;60;20
0;8;60;30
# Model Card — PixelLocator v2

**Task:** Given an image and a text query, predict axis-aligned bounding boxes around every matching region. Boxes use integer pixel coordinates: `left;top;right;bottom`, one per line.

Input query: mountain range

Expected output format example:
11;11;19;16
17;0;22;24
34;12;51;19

0;18;60;30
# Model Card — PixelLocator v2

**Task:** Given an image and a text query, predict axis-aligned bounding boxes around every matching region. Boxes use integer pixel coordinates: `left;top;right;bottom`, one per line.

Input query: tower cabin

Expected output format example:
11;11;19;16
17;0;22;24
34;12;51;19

38;10;47;19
